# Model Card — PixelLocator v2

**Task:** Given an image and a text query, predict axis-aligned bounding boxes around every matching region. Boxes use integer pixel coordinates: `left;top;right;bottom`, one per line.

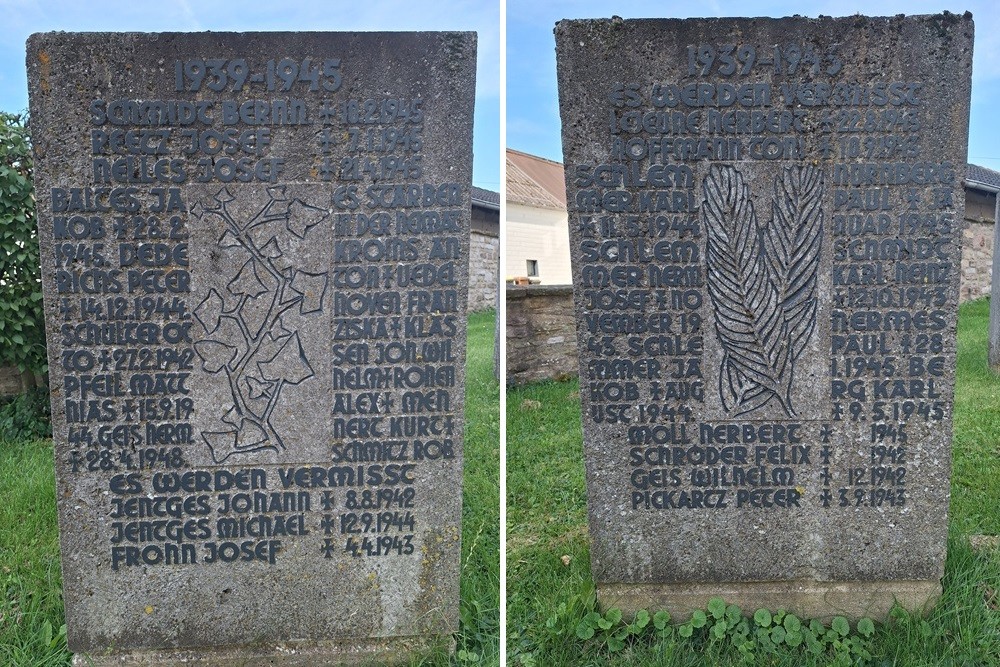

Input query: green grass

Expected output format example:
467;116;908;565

0;311;499;666
507;298;1000;666
951;298;1000;535
457;309;501;666
0;438;67;665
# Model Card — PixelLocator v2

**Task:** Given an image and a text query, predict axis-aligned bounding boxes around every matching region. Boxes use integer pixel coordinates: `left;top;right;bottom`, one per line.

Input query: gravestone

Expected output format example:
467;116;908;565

27;31;475;664
556;14;972;620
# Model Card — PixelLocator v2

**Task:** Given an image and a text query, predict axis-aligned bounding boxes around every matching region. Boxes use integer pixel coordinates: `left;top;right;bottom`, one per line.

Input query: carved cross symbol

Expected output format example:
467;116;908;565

650;382;663;401
320;491;335;511
319;101;338;124
817;136;834;158
820;489;833;507
321;538;337;559
577;216;597;237
111;217;128;237
819;424;834;443
820;467;832;484
319;158;336;181
820;445;833;464
97;350;112;372
319;128;335;152
320;515;336;535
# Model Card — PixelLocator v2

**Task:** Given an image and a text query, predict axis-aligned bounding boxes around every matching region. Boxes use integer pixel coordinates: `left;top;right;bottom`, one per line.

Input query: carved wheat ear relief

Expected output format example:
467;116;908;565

702;164;824;417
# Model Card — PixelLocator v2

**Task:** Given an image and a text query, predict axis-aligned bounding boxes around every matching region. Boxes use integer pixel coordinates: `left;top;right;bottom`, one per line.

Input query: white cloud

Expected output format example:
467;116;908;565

176;0;202;31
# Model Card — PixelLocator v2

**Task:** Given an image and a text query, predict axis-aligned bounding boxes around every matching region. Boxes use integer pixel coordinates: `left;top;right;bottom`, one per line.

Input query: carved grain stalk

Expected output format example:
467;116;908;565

767;165;824;361
702;165;792;416
703;165;823;416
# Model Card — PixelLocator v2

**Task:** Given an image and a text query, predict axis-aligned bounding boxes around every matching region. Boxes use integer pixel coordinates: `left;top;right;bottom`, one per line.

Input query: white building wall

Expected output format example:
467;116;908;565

505;202;573;285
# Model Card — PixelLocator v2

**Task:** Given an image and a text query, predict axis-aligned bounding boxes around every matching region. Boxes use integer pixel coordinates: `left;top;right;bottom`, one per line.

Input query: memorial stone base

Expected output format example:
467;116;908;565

598;580;941;622
72;637;450;666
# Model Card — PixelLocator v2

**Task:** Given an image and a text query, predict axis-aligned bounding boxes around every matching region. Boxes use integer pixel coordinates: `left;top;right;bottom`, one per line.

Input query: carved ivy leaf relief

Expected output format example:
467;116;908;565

702;165;824;417
227;260;270;299
258;332;314;386
192;186;329;462
286;199;330;238
194;288;225;335
194;340;238;374
290;270;329;315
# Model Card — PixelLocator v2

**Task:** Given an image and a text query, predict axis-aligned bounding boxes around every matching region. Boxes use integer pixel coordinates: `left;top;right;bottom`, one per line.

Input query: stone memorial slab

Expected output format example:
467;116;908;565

27;31;475;664
555;14;972;620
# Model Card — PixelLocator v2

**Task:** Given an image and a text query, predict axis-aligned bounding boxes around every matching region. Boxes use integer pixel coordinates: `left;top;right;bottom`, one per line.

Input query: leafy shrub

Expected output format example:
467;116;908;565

0;112;46;375
0;386;51;441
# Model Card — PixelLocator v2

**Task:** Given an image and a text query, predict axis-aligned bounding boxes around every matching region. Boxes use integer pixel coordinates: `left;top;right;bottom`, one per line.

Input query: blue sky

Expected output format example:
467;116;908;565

0;0;500;190
508;0;1000;174
3;3;997;188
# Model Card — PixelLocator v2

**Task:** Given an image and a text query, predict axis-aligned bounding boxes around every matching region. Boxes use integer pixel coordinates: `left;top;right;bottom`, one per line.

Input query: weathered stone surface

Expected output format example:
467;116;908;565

556;14;972;619
989;199;1000;368
28;31;475;662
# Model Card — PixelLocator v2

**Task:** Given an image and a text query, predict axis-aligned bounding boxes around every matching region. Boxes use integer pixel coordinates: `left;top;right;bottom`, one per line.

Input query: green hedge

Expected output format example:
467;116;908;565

0;112;46;375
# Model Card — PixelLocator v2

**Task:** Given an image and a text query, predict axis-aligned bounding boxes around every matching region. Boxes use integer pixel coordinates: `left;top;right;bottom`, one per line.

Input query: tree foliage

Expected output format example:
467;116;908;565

0;112;46;374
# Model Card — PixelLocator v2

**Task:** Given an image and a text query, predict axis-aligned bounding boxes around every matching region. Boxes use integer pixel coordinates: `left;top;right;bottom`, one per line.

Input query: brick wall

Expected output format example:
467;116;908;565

506;285;577;385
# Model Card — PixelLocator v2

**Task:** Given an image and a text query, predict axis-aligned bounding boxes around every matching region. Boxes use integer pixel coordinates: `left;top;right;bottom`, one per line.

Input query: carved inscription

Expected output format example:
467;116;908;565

55;62;463;565
33;34;472;646
558;17;966;563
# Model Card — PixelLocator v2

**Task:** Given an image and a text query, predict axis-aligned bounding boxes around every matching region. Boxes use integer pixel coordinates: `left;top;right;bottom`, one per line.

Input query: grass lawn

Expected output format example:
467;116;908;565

0;310;499;666
458;309;502;666
507;298;1000;666
0;437;66;666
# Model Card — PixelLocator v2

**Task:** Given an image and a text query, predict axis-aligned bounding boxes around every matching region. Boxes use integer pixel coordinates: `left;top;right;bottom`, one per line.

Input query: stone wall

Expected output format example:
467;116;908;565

470;229;499;311
961;220;993;302
0;366;26;398
0;366;42;398
506;285;576;384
